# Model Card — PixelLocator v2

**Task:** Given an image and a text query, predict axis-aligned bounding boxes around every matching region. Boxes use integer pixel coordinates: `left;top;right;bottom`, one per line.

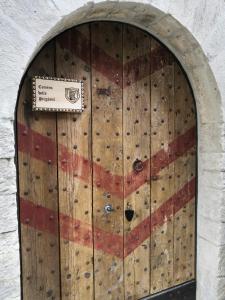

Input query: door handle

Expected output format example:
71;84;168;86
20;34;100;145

104;204;114;214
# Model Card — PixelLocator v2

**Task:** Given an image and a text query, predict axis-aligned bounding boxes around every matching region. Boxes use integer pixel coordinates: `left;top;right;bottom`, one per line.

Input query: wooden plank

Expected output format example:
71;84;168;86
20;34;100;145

91;22;124;300
55;24;93;299
173;63;196;285
123;24;151;300
150;39;175;293
17;41;60;299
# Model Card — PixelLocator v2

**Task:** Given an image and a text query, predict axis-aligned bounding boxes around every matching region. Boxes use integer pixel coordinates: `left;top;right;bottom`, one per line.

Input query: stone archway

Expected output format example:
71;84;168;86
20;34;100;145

0;1;224;300
27;3;223;299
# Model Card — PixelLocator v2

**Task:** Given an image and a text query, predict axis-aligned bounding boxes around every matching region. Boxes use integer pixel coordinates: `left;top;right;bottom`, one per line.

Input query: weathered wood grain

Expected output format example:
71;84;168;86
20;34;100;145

91;22;124;300
150;39;175;293
56;24;93;300
173;62;196;285
17;41;60;300
123;24;151;300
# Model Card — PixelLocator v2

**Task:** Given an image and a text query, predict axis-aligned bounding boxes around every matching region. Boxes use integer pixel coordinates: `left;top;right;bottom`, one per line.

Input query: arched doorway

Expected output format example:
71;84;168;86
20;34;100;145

16;21;197;300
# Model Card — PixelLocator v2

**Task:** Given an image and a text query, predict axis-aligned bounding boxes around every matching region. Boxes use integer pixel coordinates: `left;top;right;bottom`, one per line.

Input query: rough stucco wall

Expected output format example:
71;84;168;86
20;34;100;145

0;1;224;299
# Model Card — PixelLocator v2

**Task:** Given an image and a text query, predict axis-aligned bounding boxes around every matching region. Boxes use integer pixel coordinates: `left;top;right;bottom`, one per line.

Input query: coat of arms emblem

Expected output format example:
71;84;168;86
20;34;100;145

65;87;80;104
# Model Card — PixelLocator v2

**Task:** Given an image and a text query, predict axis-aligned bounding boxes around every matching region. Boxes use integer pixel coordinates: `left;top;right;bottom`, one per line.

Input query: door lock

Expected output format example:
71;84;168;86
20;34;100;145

104;204;114;214
125;203;134;222
133;159;144;173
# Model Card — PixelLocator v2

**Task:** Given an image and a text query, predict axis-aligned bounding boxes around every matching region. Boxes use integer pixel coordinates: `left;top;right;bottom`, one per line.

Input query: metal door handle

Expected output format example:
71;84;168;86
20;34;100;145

104;204;114;214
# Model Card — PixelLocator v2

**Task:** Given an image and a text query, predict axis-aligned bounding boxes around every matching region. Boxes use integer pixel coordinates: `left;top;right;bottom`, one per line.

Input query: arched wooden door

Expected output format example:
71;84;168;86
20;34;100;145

17;22;197;300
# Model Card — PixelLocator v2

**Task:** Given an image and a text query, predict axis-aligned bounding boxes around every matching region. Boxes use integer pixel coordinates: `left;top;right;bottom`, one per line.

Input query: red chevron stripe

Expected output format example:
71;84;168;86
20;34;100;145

124;177;196;256
57;28;169;87
20;198;123;258
18;124;57;164
18;122;196;199
20;177;195;259
124;126;196;197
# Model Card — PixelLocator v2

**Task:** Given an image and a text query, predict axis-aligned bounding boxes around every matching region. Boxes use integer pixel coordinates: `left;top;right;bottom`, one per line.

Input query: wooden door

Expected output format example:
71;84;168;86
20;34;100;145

17;22;197;300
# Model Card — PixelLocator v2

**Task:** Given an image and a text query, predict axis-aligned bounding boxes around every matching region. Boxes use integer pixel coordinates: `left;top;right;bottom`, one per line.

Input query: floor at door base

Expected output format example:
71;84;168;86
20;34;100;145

140;280;196;300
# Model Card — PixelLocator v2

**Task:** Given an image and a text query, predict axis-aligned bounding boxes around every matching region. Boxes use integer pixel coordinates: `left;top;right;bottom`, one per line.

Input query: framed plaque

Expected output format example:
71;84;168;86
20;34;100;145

32;76;84;112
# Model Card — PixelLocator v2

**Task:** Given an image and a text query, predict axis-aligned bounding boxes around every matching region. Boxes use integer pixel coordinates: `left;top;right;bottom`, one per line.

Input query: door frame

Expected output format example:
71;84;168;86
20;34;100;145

13;2;223;300
16;20;197;299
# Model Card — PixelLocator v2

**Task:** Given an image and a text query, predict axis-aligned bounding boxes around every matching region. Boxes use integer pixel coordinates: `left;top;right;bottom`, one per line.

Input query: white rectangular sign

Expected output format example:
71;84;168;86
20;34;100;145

32;76;84;112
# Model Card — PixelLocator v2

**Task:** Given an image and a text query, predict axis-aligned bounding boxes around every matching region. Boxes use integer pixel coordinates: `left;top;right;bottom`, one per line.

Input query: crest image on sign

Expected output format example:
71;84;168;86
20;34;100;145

65;87;80;104
32;76;84;112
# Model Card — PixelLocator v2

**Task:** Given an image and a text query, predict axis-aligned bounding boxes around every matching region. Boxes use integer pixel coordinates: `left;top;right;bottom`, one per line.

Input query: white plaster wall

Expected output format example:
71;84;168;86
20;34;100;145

0;1;224;299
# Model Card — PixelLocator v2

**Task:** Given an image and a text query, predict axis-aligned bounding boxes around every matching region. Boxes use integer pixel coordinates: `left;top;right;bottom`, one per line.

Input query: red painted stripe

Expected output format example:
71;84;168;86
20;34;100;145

20;199;58;236
60;212;124;258
91;41;122;87
124;126;196;197
18;122;196;199
59;144;92;183
17;123;57;164
57;127;196;199
20;198;123;258
151;126;196;176
20;177;195;259
57;27;90;67
57;29;170;87
123;46;169;86
124;177;196;257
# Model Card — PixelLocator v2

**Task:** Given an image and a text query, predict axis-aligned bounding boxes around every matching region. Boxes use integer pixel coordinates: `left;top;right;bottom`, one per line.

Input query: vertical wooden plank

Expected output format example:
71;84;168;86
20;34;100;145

17;41;60;299
91;22;124;300
123;25;151;300
150;39;175;293
56;25;93;299
173;63;196;285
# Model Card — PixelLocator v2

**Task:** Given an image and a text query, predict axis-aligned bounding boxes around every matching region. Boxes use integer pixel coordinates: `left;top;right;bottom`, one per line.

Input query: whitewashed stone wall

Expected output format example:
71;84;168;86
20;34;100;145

0;1;224;299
